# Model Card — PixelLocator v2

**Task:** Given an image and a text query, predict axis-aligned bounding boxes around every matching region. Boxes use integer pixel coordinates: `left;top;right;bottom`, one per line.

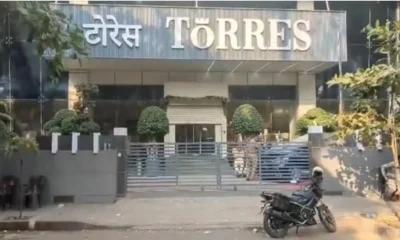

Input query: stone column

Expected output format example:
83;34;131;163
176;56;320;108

69;0;88;4
297;0;314;10
297;74;316;119
68;71;88;110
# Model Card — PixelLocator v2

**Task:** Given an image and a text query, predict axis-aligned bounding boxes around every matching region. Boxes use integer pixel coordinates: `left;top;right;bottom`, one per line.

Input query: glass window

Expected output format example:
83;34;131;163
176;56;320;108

315;66;339;100
229;86;296;100
89;1;296;8
9;42;40;99
43;99;68;126
89;1;196;7
315;44;369;101
98;85;117;100
370;1;397;24
1;42;68;101
343;44;369;73
198;1;297;9
175;124;215;154
94;98;166;137
315;1;397;44
93;99;118;135
98;85;164;100
43;71;69;100
226;100;294;142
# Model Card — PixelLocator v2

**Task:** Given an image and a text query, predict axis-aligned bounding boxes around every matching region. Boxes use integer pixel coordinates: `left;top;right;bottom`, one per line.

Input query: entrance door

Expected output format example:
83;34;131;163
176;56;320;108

175;124;215;154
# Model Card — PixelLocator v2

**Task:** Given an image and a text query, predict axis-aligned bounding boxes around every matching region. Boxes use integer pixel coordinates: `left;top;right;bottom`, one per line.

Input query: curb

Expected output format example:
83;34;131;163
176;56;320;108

0;220;263;232
0;215;358;232
0;220;133;232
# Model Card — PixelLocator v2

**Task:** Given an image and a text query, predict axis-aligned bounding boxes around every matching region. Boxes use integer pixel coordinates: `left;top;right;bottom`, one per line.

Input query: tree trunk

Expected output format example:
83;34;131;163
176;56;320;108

390;132;400;192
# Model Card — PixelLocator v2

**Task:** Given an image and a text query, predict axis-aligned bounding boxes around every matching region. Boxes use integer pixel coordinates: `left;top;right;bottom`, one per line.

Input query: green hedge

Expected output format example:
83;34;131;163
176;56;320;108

231;104;263;137
295;108;337;135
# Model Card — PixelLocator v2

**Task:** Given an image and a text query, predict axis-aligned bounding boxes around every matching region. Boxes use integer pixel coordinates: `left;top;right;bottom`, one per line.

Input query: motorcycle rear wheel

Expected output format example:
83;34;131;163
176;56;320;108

318;205;337;233
263;211;289;238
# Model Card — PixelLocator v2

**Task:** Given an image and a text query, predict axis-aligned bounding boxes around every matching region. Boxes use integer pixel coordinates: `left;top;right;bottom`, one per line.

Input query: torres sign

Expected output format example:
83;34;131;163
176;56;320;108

83;14;312;51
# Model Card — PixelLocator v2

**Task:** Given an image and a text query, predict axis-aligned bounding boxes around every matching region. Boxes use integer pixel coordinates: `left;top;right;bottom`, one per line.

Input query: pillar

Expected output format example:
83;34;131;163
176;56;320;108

68;72;88;110
297;74;316;119
69;0;88;4
297;1;314;10
164;125;176;158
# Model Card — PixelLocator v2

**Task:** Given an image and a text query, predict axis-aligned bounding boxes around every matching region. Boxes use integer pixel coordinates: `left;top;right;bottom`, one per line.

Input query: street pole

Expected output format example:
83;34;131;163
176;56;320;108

7;13;12;132
39;58;43;134
337;18;344;114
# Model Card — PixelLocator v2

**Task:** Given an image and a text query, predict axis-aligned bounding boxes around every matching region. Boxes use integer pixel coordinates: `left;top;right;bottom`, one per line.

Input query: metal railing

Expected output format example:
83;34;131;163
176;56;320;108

126;142;310;191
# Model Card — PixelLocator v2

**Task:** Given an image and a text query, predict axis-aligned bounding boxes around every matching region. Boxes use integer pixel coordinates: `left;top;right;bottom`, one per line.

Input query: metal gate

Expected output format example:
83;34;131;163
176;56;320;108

126;142;310;192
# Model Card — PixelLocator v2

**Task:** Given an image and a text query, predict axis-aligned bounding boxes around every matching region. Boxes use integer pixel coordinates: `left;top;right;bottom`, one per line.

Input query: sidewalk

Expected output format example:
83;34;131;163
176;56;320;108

1;194;397;231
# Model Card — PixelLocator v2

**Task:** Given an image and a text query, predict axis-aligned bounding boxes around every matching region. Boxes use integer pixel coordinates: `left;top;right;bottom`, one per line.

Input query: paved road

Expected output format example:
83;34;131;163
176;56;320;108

2;219;399;240
0;230;367;240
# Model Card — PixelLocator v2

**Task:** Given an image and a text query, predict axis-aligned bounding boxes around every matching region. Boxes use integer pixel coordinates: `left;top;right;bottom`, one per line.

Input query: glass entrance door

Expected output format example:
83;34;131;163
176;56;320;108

175;124;215;154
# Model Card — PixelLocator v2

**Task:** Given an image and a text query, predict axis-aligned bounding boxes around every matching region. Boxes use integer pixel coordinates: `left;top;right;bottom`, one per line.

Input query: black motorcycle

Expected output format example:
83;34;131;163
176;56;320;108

260;180;336;238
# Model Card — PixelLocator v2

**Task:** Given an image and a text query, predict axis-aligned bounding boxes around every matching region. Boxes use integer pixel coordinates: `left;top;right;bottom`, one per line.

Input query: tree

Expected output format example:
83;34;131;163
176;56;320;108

0;2;88;81
231;104;263;140
3;134;38;219
0;101;12;124
73;83;99;115
137;106;169;176
137;106;169;142
0;100;37;155
0;100;14;151
327;19;400;183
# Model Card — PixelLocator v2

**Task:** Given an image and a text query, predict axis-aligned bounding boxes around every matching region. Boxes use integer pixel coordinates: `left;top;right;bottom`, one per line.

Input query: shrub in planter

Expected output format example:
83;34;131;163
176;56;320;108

137;106;169;141
43;119;57;132
53;109;77;125
231;104;263;139
78;121;100;135
74;113;91;125
60;116;79;135
43;109;100;135
295;108;337;135
48;126;62;134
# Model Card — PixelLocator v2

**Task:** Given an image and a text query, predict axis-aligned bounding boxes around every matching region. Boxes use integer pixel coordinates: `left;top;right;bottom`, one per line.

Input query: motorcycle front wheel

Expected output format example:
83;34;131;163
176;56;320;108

318;205;337;233
263;211;290;238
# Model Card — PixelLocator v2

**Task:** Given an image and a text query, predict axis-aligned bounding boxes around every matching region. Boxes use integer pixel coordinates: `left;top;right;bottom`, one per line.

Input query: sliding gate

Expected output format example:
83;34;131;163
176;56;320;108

126;142;310;192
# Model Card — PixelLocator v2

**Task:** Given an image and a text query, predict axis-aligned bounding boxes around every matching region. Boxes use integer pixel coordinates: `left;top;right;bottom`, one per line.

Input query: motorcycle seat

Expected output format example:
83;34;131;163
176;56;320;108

291;192;309;204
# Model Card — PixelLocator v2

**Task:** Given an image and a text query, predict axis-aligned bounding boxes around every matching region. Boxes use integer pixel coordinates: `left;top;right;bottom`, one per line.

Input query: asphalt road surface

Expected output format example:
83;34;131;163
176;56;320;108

1;224;399;240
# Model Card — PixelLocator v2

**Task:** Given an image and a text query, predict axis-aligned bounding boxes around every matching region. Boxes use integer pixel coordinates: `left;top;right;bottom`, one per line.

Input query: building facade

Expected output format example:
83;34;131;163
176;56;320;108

57;1;347;144
0;1;396;144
